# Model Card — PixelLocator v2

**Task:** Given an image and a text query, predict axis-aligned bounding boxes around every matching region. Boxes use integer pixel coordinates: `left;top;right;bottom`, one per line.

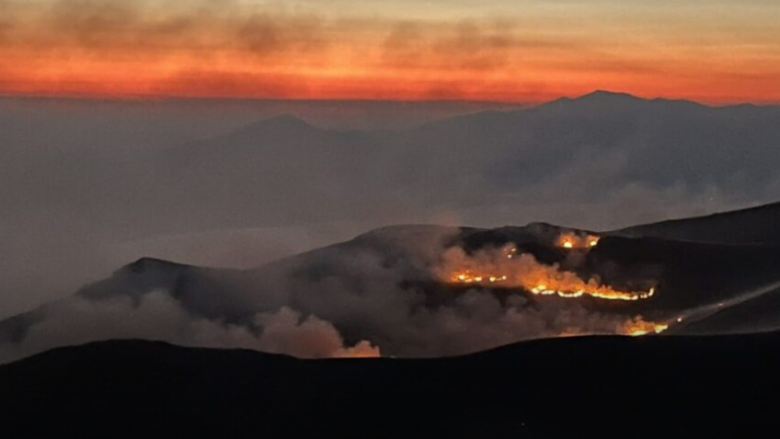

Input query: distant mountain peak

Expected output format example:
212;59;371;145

577;90;713;109
578;90;645;103
586;89;638;97
539;90;645;110
123;257;191;274
539;90;710;112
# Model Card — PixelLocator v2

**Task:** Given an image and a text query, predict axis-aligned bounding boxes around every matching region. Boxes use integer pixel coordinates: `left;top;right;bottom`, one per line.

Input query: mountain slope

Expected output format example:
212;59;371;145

616;201;780;244
673;284;780;335
4;203;780;363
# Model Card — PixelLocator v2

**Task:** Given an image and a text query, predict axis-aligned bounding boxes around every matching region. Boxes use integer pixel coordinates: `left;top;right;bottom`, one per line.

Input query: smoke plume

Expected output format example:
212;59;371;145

0;226;671;363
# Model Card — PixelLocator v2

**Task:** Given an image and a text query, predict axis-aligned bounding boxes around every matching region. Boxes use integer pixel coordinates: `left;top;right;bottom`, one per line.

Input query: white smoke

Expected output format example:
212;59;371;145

0;290;379;364
0;225;671;364
254;307;380;359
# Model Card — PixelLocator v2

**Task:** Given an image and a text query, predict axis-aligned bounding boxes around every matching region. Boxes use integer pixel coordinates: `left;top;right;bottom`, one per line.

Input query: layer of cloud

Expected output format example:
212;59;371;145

1;0;778;101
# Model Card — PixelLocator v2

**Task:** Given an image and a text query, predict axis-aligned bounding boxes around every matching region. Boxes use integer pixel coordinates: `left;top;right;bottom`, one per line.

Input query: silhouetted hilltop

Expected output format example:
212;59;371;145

617;201;780;244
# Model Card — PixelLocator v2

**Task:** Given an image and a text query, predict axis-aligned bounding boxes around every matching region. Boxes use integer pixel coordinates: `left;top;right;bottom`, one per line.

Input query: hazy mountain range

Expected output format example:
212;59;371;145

2;91;779;319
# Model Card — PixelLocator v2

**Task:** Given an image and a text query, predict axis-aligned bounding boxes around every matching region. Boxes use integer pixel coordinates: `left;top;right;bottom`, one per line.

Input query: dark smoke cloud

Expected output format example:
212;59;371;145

380;18;572;72
33;0;326;59
238;12;327;59
1;0;569;88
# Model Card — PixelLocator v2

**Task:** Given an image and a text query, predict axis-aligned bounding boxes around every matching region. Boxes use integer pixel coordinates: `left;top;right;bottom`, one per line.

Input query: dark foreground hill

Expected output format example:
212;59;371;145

2;335;780;436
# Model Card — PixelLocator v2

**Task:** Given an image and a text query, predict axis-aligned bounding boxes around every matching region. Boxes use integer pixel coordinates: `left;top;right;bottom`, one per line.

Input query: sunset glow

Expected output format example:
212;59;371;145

2;0;779;103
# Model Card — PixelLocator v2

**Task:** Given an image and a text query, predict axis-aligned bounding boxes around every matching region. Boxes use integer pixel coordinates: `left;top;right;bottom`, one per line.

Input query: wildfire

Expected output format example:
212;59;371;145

557;232;600;249
334;341;382;358
437;243;673;341
445;245;655;302
455;273;508;284
624;318;670;336
561;317;671;337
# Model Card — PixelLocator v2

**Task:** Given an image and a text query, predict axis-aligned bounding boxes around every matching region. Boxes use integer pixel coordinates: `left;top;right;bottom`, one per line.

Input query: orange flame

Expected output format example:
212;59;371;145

624;318;670;336
436;245;669;338
334;341;382;358
557;233;600;249
560;317;671;337
440;245;655;302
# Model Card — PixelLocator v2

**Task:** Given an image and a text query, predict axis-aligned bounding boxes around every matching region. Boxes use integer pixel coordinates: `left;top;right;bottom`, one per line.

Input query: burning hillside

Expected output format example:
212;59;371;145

434;235;672;337
16;219;771;363
437;243;656;302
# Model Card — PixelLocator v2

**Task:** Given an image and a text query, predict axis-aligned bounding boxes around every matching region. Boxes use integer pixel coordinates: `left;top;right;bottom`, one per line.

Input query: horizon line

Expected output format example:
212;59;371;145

2;89;778;108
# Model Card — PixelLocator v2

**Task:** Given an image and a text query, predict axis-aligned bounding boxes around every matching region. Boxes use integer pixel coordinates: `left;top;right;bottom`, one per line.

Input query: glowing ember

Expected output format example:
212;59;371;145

443;245;656;302
624;318;669;336
557;232;600;249
334;341;382;358
455;272;508;284
562;317;673;338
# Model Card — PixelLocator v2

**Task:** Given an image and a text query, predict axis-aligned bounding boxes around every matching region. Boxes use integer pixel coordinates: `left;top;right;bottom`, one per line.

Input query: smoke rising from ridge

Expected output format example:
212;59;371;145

0;226;678;363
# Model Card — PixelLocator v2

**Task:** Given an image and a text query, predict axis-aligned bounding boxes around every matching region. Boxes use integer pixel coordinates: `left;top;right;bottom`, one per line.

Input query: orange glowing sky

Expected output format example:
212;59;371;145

1;0;779;103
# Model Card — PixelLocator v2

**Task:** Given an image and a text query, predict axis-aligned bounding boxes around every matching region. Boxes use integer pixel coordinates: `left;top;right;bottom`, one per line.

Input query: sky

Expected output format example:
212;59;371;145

1;0;779;103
